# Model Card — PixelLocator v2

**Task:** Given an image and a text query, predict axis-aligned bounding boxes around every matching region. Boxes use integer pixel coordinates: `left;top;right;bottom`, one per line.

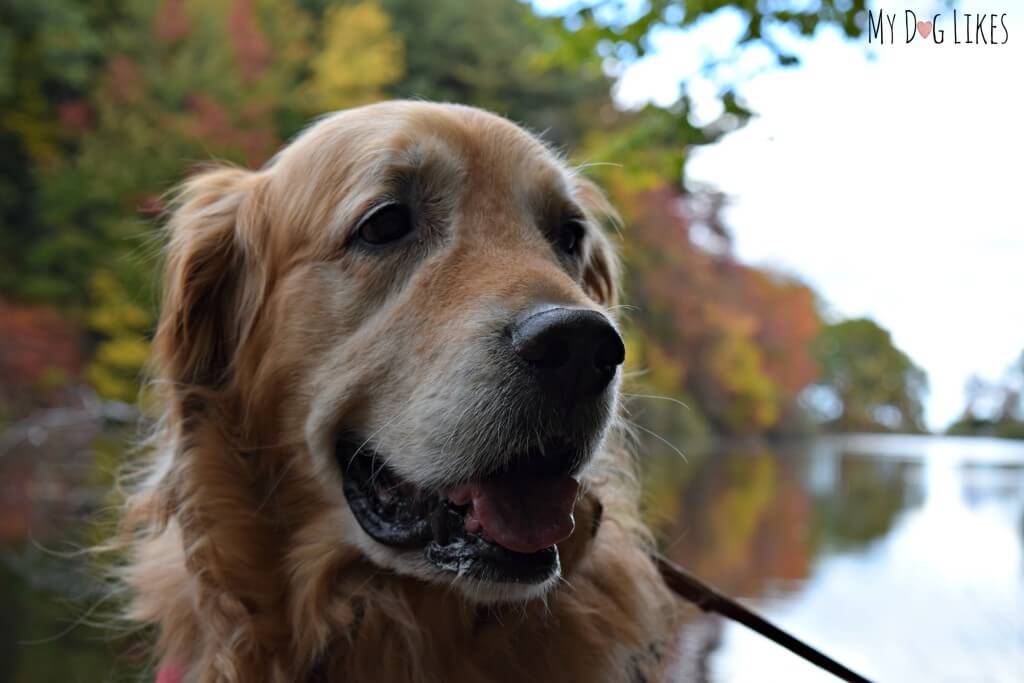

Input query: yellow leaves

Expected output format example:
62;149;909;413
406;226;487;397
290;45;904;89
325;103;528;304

709;333;780;432
707;451;777;565
87;271;150;335
94;336;150;371
306;2;404;112
86;350;145;402
625;324;688;405
85;270;152;402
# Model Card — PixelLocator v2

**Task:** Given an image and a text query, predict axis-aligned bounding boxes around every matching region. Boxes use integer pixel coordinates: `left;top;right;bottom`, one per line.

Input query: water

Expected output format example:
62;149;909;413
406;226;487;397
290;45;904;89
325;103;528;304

0;414;142;682
2;427;1022;681
644;434;1024;683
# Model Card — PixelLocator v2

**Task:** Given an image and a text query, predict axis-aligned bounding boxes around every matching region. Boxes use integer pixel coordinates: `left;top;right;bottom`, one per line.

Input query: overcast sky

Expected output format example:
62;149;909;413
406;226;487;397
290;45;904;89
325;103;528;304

539;0;1023;430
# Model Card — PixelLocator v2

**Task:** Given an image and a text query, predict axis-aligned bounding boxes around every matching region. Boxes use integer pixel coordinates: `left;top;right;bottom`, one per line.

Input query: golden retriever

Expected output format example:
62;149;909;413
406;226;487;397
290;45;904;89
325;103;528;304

122;101;685;682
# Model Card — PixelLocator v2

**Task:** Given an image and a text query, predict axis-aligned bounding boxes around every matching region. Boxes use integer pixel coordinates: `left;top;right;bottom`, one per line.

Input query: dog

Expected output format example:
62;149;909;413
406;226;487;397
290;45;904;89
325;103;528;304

121;101;685;682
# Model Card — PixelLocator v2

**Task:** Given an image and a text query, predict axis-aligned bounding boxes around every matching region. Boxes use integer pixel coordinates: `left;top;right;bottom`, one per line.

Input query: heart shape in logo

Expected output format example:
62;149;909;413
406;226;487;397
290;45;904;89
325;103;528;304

917;20;933;39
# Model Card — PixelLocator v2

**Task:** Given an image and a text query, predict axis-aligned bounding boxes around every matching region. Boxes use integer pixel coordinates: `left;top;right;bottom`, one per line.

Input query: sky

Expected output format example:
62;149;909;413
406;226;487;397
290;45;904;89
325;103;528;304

540;0;1024;430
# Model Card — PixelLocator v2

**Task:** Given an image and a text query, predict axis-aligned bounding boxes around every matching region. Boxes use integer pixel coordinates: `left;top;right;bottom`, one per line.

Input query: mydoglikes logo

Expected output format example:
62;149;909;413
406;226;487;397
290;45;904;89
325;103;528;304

868;9;1009;44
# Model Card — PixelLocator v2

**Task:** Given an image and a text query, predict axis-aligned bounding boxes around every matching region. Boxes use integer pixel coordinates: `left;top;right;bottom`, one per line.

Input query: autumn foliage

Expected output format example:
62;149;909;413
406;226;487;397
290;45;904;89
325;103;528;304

0;0;921;435
0;299;83;418
609;185;820;435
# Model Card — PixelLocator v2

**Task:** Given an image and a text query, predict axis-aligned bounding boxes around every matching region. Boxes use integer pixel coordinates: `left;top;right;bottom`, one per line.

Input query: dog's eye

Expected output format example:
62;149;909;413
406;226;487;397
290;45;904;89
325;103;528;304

557;219;585;256
356;204;413;246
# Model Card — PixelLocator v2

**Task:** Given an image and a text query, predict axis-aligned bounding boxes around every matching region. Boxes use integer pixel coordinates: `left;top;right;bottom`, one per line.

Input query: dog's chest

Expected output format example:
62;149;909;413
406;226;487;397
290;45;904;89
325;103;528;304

308;590;681;683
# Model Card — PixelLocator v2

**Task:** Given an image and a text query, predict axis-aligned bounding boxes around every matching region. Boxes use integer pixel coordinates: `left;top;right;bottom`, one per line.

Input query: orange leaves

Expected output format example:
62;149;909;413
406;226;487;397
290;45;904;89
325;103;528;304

617;184;820;434
0;299;83;414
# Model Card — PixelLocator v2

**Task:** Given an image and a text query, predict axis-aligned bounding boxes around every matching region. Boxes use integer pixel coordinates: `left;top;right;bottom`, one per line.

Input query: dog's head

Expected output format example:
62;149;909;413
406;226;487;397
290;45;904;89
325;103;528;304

156;102;623;603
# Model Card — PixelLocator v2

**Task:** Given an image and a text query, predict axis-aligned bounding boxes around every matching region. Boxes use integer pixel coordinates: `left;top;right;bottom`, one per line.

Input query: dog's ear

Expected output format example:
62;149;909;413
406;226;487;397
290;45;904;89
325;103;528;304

155;166;267;391
573;177;620;308
150;167;284;677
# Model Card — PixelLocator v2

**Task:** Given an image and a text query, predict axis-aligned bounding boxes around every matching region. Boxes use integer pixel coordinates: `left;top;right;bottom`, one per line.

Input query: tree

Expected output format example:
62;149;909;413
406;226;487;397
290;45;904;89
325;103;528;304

378;0;615;149
306;2;404;111
947;351;1024;440
1;0;902;437
0;0;113;300
618;187;820;436
812;318;928;433
549;1;868;157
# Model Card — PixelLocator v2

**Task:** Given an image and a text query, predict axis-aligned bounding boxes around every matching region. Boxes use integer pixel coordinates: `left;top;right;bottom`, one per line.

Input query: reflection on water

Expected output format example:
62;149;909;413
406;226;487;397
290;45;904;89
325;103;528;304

0;418;143;682
643;434;1024;683
2;427;1023;681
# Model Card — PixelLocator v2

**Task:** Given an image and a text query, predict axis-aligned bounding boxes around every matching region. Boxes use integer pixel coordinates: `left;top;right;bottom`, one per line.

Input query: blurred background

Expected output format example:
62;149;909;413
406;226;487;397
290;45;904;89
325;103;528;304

1;0;1021;681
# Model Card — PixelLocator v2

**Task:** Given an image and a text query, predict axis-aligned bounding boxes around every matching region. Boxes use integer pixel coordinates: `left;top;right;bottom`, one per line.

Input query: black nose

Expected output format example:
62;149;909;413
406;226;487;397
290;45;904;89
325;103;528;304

511;307;625;401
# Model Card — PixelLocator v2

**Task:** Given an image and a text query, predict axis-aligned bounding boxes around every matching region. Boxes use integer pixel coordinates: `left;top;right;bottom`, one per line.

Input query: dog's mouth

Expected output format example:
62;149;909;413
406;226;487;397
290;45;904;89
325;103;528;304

336;437;582;585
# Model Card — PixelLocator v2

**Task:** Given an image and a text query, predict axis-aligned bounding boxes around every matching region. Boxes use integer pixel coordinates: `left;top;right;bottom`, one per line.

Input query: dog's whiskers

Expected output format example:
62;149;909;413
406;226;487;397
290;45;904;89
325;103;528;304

623;419;688;463
621;392;692;411
346;405;409;474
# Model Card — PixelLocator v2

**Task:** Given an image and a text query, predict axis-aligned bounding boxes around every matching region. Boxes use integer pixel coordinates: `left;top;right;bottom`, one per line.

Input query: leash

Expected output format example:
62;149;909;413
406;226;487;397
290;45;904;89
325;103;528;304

654;554;873;683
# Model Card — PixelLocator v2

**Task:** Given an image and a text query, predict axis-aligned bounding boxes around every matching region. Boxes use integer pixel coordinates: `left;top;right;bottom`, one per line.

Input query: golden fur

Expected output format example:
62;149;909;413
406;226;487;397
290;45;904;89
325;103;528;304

120;101;685;681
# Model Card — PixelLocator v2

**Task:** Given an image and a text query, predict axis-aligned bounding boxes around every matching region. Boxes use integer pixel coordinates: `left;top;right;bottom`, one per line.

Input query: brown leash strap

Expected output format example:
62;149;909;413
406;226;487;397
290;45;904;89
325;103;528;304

654;554;873;683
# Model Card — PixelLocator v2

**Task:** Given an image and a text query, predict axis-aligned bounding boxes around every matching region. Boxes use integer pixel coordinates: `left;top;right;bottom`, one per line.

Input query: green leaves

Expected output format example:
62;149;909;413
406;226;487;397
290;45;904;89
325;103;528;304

542;0;868;177
812;318;929;433
1;0;915;439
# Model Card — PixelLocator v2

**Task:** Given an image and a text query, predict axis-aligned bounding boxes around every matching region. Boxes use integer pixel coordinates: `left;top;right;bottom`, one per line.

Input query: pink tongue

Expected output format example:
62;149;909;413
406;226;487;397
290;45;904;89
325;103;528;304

451;477;579;554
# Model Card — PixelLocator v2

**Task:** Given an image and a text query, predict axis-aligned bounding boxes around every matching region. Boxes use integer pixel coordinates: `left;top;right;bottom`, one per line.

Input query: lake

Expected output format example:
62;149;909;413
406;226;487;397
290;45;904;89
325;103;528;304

2;425;1022;681
645;434;1024;682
